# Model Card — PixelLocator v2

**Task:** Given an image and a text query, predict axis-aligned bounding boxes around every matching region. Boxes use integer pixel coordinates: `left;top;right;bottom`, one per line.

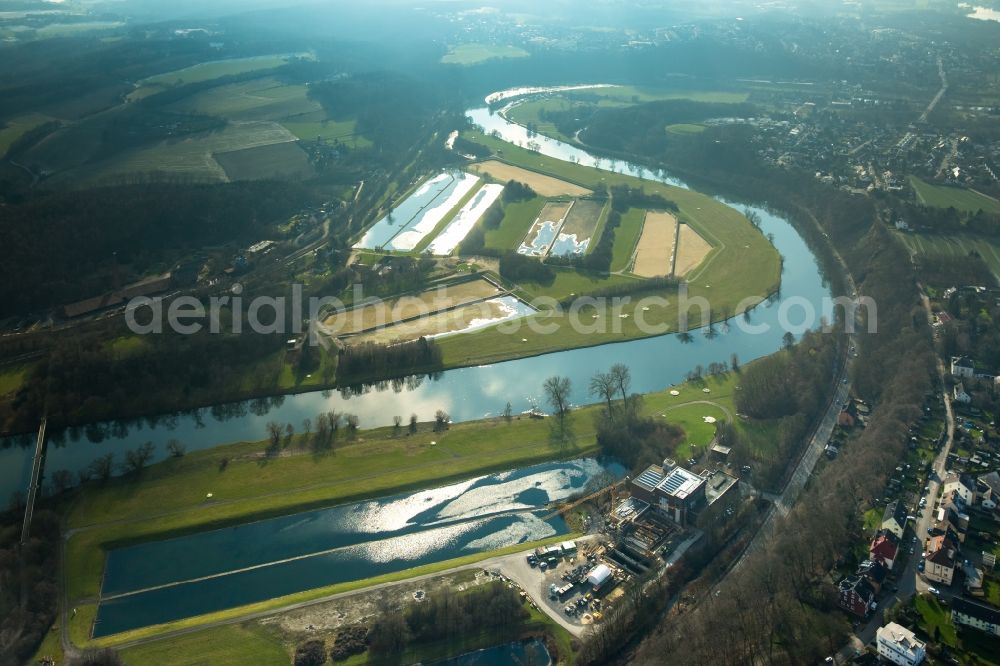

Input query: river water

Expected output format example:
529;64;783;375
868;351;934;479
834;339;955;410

93;457;621;636
1;87;832;502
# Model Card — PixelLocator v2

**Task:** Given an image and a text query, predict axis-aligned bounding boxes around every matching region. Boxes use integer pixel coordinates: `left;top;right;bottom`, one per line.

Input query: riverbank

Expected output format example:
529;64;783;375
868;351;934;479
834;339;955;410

60;373;739;645
436;130;781;367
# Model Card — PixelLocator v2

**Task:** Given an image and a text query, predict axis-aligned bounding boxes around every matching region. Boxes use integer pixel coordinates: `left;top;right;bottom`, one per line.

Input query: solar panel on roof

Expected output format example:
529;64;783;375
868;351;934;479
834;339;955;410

636;469;663;488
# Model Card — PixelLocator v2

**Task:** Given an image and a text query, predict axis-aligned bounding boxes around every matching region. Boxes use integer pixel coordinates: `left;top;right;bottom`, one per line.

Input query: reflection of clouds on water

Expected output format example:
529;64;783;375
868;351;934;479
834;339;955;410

431;460;604;522
463;514;557;552
357;517;489;563
349;477;481;533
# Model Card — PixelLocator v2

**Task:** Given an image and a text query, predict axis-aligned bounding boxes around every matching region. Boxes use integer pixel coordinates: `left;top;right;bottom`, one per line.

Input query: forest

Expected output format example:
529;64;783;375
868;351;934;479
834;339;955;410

0;180;329;319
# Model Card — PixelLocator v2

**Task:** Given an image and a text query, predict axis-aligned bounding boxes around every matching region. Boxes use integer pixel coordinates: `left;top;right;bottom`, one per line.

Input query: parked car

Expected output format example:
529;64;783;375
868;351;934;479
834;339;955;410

928;586;940;595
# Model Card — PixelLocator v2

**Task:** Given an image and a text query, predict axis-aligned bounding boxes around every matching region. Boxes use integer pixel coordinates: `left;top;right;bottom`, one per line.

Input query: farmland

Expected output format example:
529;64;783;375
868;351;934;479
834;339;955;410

469;160;591;197
910;176;1000;214
51;121;299;185
675;224;714;277
441;43;529;65
434;129;780;365
325;278;501;336
895;231;1000;280
550;199;605;257
0;112;55;156
517;201;572;256
608;207;646;273
130;54;310;100
213;141;314;181
632;211;678;278
167;78;320;121
483;197;547;251
345;296;534;345
281;119;369;148
427;183;505;255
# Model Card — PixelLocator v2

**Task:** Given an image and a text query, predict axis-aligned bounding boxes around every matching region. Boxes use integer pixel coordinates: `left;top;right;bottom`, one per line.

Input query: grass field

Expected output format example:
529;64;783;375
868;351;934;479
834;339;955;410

632;211;677;277
56;121;299;184
434;130;778;367
131;54;310;99
675;224;713;277
519;268;638;301
0;361;33;396
168;77;320;120
505;88;748;141
610;207;646;272
121;624;289;666
470;160;591;197
666;123;706;135
213;141;314;181
910;176;1000;214
282;119;369;148
0;112;55;156
441;43;529;65
895;230;1000;281
484;196;547;251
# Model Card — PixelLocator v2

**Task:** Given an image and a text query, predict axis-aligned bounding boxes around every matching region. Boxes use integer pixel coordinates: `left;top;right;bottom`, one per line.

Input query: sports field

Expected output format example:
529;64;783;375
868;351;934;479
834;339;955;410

632;211;677;277
441;44;529;65
895;231;1000;280
675;224;713;276
666;123;706;135
470;160;591;197
910;176;1000;214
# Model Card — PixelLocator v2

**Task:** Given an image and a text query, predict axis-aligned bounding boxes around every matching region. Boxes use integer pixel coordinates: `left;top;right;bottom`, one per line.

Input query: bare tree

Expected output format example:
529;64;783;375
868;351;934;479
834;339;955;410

503;401;513;422
166;439;186;458
393;415;402;435
434;410;450;431
590;371;617;420
409;413;418;434
609;363;631;405
543;376;571;420
123;442;155;475
266;421;283;452
88;453;115;483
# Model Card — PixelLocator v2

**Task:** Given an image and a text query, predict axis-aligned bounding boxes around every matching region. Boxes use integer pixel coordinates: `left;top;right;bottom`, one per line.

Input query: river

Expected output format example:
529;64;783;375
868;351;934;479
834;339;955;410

1;87;832;502
93;457;621;636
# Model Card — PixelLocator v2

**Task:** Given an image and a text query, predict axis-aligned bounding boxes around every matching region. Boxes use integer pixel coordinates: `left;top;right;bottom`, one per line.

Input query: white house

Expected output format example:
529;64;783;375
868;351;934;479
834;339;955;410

942;473;976;505
951;356;975;378
876;622;926;666
953;382;971;404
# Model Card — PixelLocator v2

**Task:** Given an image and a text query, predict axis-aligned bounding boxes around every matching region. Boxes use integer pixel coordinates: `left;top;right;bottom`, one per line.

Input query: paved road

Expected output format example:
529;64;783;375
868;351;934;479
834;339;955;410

836;288;956;659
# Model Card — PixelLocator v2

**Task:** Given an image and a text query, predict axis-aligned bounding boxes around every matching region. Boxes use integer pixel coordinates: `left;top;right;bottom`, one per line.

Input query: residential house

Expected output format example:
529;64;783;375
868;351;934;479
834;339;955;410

942;473;976;505
953;382;972;404
951;356;976;378
876;622;927;666
962;561;984;597
857;559;889;592
869;529;900;570
923;534;959;585
838;573;877;618
629;461;707;526
977;471;1000;508
882;499;908;540
934;506;967;542
951;597;1000;637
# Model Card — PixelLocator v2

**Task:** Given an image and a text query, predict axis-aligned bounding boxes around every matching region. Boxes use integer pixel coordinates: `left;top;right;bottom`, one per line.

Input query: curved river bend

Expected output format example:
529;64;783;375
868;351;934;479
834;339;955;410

1;90;832;500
